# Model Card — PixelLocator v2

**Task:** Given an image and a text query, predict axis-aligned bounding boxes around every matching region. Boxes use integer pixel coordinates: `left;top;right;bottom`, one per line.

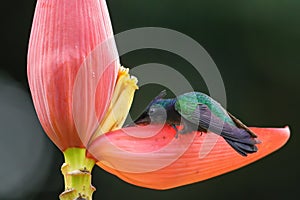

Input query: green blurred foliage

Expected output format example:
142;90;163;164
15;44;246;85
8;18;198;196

0;0;299;199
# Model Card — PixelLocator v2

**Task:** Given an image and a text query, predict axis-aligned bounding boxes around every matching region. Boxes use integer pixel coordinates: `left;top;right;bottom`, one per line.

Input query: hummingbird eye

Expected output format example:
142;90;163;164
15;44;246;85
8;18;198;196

149;108;155;115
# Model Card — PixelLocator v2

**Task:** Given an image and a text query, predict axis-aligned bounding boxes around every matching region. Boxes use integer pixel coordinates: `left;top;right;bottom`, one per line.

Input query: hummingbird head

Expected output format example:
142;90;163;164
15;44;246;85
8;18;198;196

134;103;167;125
132;90;168;126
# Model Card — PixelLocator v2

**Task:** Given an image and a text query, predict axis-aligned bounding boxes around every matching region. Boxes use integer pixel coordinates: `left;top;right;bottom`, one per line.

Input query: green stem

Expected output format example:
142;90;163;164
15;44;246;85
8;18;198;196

59;148;96;200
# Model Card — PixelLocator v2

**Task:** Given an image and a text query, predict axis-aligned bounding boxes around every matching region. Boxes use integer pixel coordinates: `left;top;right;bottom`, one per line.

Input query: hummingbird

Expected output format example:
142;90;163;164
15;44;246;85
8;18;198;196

132;90;260;156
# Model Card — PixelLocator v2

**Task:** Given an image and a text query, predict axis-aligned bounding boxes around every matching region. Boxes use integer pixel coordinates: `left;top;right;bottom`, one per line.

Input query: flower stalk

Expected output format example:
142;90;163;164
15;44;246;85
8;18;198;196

60;148;96;200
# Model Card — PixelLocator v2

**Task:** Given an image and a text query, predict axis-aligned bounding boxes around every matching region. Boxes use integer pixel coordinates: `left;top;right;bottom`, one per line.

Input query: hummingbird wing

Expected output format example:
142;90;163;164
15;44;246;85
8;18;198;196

185;104;258;156
226;111;257;137
175;92;257;137
175;94;259;156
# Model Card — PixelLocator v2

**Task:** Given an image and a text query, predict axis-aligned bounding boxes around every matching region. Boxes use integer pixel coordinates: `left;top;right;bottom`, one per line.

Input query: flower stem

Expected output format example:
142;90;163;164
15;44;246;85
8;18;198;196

59;148;96;200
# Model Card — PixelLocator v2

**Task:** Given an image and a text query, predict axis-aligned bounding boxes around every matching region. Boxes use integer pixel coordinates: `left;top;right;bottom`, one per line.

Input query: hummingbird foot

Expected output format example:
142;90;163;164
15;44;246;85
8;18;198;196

170;124;180;138
177;118;198;135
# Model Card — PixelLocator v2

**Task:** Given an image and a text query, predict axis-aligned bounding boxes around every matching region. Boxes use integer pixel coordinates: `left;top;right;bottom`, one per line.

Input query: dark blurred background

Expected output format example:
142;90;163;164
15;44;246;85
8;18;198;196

0;0;299;199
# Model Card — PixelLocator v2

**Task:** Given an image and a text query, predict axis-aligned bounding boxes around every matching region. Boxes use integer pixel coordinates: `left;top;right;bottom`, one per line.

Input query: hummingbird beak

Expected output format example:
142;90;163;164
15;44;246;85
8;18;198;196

124;112;151;127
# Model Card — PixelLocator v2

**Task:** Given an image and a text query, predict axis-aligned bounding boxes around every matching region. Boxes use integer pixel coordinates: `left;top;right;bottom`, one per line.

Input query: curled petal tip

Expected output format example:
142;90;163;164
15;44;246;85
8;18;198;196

251;126;290;152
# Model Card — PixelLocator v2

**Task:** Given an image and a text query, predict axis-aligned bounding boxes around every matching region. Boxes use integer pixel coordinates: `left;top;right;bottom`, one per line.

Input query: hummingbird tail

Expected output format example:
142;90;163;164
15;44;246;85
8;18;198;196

221;128;260;156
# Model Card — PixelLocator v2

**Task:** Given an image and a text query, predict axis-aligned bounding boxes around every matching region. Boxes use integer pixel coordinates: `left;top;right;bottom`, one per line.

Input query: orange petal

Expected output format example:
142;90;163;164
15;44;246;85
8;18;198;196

27;0;118;150
88;125;290;189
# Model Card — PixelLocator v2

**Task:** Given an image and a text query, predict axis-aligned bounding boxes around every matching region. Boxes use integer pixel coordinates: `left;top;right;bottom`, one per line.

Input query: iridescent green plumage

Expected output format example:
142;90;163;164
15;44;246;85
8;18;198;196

175;92;235;126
